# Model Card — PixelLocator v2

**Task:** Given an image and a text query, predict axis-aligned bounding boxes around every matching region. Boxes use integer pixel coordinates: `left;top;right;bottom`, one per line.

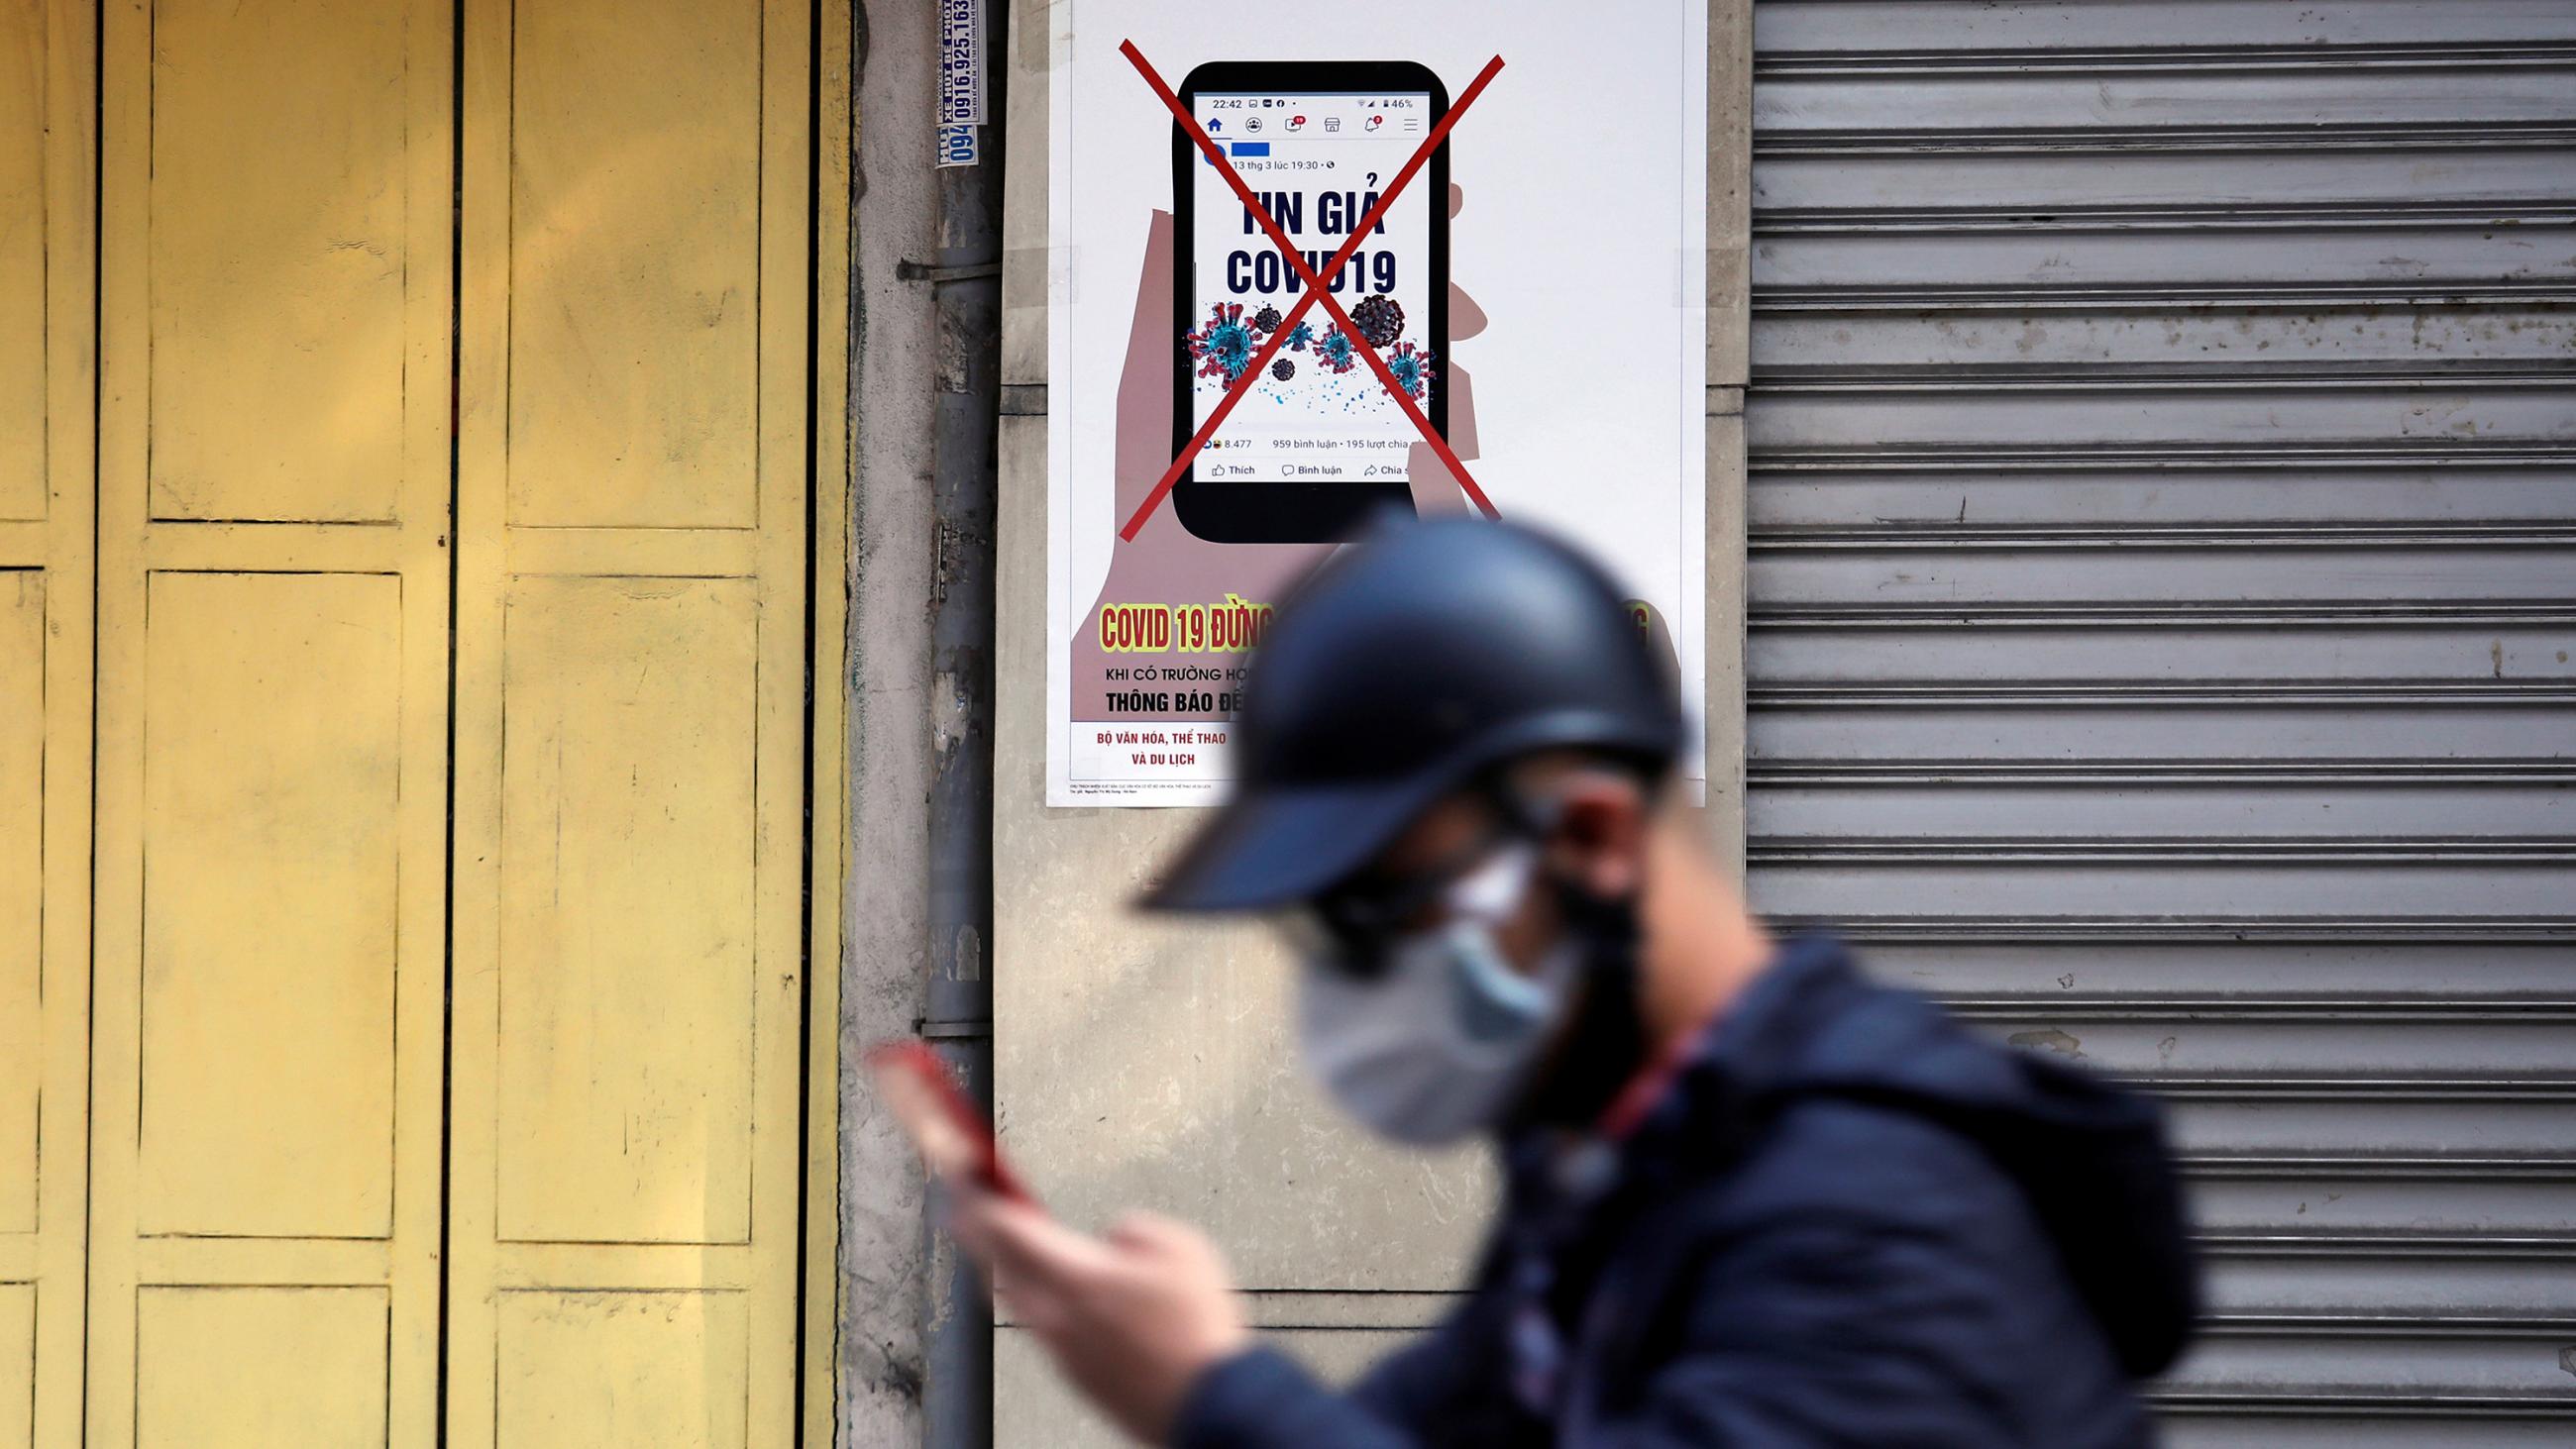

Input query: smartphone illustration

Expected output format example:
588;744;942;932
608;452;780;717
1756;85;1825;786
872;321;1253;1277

1172;61;1450;543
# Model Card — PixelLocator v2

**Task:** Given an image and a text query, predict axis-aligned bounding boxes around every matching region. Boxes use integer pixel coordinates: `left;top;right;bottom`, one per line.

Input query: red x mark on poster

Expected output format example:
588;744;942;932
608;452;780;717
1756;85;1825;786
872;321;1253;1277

1118;43;1507;541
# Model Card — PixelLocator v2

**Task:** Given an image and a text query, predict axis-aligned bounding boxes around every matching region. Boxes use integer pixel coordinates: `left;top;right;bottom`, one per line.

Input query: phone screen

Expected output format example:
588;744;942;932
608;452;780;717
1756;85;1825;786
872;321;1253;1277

1175;70;1448;542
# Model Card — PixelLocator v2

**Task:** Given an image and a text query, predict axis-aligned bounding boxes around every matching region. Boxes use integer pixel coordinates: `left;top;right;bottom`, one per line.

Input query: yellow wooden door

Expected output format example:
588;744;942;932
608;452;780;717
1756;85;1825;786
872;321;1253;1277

445;0;816;1442
87;0;457;1442
1;0;834;1443
2;3;94;1445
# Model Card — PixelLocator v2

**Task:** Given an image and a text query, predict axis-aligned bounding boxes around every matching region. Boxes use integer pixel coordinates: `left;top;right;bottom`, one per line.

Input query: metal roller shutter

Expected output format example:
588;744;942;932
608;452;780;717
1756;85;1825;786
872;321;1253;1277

1743;2;2576;1442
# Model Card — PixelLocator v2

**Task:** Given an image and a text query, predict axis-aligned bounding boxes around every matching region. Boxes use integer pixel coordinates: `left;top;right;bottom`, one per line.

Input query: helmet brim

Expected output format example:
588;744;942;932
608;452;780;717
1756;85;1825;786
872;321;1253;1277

1140;775;1452;913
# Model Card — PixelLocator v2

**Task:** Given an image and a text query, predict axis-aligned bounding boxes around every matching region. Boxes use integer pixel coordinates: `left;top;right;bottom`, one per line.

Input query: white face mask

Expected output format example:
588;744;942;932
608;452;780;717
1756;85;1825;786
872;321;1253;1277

1294;844;1581;1145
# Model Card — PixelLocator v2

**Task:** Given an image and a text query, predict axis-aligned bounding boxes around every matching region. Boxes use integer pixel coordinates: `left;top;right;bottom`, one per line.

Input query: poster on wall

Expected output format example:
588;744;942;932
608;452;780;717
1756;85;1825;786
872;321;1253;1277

1046;2;1708;805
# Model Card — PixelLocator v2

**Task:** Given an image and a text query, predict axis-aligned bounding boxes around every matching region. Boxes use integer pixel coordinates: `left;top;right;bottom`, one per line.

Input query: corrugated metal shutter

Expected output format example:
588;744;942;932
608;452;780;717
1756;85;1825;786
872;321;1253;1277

1744;3;2576;1442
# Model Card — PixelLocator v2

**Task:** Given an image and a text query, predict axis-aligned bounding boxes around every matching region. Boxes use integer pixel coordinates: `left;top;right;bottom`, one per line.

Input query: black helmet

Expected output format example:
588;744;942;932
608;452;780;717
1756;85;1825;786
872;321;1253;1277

1146;517;1684;911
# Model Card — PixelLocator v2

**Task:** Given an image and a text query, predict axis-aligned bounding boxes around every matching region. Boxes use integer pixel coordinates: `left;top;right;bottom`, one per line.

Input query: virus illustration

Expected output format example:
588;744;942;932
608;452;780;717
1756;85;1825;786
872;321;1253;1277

1348;293;1406;349
1250;303;1284;334
1185;303;1257;382
1285;321;1317;352
1270;358;1296;381
1385;341;1436;400
1314;327;1360;374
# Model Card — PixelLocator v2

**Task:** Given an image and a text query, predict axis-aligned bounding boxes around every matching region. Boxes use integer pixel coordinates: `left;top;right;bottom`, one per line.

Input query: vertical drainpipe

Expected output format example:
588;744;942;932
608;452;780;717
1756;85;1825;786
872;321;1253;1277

919;2;1005;1445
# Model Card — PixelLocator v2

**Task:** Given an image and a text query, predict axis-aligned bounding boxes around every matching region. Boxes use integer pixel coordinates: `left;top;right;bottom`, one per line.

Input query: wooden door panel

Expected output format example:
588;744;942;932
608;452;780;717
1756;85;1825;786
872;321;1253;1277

88;1;453;1443
495;577;761;1248
452;0;811;1439
146;0;411;524
496;1291;751;1449
505;0;765;531
0;0;43;523
0;1192;30;1449
133;1287;388;1448
0;578;41;1241
0;3;90;1444
135;571;404;1241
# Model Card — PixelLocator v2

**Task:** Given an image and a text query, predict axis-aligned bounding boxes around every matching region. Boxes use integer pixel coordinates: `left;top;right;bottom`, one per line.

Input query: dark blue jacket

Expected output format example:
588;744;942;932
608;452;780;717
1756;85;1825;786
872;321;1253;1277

1176;936;2199;1447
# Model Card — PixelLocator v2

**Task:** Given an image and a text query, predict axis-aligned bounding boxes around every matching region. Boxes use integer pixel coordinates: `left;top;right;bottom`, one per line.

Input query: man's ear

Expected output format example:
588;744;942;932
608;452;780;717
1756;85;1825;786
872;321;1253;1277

1544;773;1651;899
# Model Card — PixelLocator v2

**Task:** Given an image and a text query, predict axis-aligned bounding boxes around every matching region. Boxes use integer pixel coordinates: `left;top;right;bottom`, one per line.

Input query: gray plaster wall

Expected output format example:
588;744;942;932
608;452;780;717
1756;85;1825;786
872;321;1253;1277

978;3;1755;1443
840;0;944;1440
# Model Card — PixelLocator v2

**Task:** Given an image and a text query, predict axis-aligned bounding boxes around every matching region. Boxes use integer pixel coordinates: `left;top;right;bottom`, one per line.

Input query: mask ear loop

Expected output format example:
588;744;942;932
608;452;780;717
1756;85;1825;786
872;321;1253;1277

1302;774;1572;980
1481;764;1656;1134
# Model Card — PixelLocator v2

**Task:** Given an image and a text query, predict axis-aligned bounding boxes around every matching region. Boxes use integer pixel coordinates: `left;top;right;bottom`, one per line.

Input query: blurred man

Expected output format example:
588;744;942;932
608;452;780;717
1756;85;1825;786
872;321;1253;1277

954;519;2198;1446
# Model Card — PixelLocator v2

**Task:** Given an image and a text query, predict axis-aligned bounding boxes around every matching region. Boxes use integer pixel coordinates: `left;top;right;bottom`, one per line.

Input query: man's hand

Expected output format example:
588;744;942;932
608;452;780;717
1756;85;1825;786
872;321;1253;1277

950;1189;1252;1444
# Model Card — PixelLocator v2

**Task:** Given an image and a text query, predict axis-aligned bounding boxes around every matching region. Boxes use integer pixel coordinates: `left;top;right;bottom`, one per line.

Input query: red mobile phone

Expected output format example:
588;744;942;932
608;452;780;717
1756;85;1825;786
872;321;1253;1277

865;1040;1035;1204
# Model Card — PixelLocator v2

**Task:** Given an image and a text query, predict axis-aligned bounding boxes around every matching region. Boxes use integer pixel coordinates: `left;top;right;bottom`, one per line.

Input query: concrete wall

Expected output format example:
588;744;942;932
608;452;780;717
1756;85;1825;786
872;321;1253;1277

840;0;945;1440
981;3;1754;1442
